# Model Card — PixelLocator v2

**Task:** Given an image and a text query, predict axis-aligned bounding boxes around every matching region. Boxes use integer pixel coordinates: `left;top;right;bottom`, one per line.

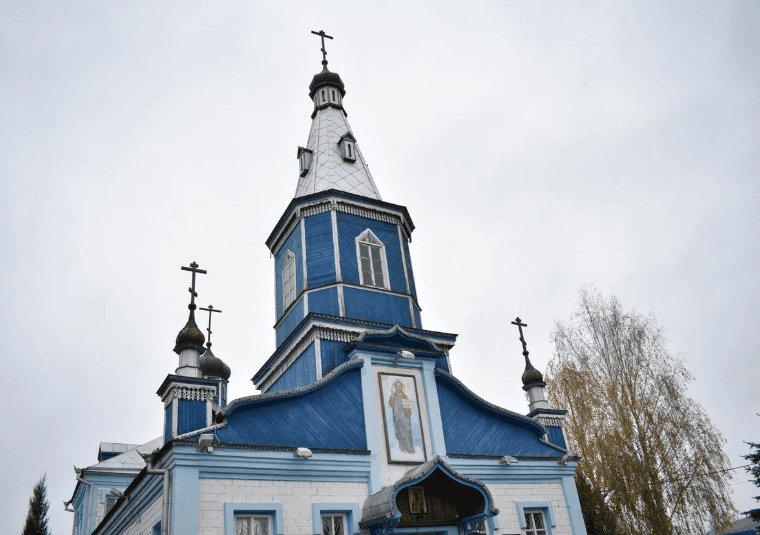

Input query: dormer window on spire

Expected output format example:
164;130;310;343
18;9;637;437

297;147;313;177
338;132;357;163
355;229;388;289
282;250;296;310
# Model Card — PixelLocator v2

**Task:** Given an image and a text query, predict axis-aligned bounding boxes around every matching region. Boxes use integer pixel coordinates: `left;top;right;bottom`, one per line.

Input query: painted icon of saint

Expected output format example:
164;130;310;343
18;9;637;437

389;380;415;453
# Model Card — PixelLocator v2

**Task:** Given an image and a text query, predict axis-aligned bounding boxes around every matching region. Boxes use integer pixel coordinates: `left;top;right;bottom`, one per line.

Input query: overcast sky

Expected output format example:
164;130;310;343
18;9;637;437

1;1;758;533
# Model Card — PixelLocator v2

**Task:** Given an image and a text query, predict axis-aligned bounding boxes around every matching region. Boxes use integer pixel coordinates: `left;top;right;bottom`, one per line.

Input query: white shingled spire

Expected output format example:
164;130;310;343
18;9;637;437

294;73;382;200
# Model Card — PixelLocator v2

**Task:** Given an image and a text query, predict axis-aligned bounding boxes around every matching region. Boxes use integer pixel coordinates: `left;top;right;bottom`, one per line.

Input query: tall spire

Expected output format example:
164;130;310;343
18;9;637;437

294;32;381;200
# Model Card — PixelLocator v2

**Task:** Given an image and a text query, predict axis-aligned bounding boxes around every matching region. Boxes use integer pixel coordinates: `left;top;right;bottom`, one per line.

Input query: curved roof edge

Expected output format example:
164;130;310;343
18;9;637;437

434;368;548;436
361;455;499;526
226;358;364;416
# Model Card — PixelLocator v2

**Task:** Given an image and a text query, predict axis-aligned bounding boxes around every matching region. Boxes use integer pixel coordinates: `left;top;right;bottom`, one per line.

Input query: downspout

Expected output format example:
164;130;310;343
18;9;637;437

74;468;95;534
146;456;170;535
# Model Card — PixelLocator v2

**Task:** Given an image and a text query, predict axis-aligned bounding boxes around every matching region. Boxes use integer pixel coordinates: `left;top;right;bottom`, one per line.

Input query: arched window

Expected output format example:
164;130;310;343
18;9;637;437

282;250;296;310
355;230;388;289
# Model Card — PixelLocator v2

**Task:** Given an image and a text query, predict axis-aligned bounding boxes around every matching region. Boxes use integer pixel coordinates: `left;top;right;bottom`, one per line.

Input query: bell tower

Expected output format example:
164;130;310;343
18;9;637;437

251;33;458;393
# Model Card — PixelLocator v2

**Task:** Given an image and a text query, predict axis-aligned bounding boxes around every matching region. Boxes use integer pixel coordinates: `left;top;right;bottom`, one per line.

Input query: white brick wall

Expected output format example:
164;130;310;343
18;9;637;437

198;479;369;535
485;482;571;535
121;495;163;535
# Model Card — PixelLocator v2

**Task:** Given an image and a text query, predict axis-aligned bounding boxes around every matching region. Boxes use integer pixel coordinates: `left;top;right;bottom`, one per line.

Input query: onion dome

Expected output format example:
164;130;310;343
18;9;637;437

199;348;231;381
309;67;345;99
173;311;206;354
521;355;545;387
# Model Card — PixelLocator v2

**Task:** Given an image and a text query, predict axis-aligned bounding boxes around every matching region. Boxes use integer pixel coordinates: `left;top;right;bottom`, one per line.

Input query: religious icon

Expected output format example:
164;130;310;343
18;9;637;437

378;373;426;463
408;486;427;514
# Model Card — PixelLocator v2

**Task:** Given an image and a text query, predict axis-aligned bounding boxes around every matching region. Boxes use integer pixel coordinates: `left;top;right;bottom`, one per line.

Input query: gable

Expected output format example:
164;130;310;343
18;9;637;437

435;372;564;458
218;363;366;451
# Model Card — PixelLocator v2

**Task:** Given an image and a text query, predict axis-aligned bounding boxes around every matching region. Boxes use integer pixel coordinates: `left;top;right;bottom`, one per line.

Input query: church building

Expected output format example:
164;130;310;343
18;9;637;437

66;35;587;535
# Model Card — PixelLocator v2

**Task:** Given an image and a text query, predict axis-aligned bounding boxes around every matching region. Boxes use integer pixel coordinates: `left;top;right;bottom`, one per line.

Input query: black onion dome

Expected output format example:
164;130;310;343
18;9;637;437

521;356;545;386
173;312;206;354
309;67;346;98
199;348;231;381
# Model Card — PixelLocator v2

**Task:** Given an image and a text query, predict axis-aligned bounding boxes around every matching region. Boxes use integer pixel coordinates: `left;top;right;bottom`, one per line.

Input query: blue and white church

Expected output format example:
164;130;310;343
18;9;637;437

67;37;587;535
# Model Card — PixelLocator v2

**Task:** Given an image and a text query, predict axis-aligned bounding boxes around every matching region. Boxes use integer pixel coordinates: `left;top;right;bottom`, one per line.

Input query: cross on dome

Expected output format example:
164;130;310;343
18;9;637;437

311;30;333;66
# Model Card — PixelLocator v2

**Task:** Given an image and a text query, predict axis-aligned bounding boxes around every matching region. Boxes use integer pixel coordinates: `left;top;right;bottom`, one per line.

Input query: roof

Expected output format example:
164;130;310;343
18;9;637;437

361;456;498;526
294;103;381;200
88;437;163;472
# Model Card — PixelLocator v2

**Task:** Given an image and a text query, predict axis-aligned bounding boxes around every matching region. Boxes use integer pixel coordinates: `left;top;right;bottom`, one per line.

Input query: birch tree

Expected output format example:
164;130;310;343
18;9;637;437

545;287;735;535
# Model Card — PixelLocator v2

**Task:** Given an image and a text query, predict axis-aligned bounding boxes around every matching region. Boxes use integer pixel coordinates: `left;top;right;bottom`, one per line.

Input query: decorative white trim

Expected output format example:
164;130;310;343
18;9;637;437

315;339;323;380
259;325;361;392
397;225;411;294
331;209;342;282
171;398;178;438
301;218;308;290
337;284;345;317
270;196;411;256
355;229;390;290
282;250;297;311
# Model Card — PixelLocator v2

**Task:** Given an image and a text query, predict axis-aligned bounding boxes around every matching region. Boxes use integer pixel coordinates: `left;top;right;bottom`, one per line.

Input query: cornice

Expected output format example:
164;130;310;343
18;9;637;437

266;191;415;255
254;313;457;386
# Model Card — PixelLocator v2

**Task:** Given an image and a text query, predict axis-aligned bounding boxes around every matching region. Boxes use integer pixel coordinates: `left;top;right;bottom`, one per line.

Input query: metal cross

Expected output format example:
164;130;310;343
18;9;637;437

199;305;222;348
311;30;333;65
511;317;530;357
180;261;207;308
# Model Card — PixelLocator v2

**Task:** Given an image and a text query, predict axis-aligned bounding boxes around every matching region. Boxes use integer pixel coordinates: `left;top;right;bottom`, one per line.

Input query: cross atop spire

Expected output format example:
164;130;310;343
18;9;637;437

511;317;529;357
311;30;333;67
199;304;222;349
512;317;545;387
181;261;207;311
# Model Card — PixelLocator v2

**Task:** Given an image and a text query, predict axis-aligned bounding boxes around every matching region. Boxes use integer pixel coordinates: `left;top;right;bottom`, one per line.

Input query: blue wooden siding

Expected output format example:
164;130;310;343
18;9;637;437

436;376;561;457
320;339;348;376
269;342;318;393
309;287;340;316
336;212;406;294
402;238;417;299
343;287;413;327
177;400;206;436
275;225;304;319
164;405;172;442
547;426;567;449
276;298;304;347
435;355;449;373
218;366;366;450
305;212;336;287
413;302;422;329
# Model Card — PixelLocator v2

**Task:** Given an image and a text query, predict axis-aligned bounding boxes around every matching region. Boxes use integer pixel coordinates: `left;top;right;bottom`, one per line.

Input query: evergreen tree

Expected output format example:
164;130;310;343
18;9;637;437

21;474;50;535
744;438;760;534
576;472;620;535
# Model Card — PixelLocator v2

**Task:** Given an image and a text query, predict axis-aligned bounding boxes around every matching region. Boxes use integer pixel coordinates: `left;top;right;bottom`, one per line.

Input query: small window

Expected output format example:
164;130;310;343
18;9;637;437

282;251;296;311
297;147;313;177
524;511;547;535
321;514;346;535
356;230;387;289
321;90;326;103
235;515;271;535
105;496;117;515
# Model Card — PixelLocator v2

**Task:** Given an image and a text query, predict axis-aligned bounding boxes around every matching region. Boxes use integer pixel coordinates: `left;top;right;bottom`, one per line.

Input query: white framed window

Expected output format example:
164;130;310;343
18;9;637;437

355;229;388;289
338;133;357;163
235;515;271;535
524;511;547;535
321;514;346;535
104;495;117;515
282;250;296;310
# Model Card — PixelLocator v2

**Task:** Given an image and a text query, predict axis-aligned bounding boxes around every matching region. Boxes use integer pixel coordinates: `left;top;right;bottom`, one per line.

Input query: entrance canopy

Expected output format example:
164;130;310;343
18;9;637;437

360;456;498;535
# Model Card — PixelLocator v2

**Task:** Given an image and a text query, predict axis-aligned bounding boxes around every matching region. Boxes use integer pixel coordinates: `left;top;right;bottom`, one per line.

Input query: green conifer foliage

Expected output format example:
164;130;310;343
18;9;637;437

22;474;50;535
744;439;760;533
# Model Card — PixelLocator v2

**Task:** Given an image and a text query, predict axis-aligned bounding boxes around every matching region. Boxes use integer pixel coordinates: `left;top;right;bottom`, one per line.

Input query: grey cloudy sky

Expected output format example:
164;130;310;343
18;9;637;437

1;1;758;533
